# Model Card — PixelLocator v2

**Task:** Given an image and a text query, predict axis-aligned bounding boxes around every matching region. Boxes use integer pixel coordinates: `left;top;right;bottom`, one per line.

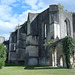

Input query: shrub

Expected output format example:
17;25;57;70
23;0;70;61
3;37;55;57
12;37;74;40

0;58;5;69
0;44;6;69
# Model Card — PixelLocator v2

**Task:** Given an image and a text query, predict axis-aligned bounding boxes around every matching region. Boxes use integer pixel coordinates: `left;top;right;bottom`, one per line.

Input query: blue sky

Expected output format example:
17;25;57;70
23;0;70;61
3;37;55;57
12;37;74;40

0;0;75;40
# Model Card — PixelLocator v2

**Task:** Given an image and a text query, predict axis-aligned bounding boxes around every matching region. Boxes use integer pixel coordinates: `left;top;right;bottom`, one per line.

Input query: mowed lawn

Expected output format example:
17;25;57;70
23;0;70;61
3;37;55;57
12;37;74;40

0;63;75;75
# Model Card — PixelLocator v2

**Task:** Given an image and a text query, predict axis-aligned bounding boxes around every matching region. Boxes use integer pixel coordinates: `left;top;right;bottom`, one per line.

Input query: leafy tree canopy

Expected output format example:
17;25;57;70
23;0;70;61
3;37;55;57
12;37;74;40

0;44;6;69
58;3;64;9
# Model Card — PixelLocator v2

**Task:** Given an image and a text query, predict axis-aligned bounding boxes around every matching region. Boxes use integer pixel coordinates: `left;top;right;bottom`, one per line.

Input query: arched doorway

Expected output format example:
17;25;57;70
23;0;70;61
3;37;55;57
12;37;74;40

60;56;63;67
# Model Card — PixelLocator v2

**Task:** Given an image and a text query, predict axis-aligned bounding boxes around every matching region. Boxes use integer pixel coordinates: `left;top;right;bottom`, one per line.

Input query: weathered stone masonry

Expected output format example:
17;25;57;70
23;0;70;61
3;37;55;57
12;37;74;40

5;5;75;68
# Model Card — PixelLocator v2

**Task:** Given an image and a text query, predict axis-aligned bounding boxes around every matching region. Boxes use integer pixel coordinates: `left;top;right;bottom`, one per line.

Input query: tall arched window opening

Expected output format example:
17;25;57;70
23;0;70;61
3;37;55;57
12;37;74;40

45;24;47;38
64;18;71;36
42;22;47;39
65;21;67;36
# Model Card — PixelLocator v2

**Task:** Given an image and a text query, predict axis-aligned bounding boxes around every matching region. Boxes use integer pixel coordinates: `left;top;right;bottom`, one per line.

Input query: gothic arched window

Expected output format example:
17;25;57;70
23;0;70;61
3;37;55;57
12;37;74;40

65;20;67;36
64;18;71;36
42;22;47;39
45;24;47;38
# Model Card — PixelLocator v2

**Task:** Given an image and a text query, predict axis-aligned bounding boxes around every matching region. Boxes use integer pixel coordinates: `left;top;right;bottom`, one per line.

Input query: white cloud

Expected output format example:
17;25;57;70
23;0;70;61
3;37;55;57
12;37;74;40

21;6;27;9
0;33;10;40
1;0;20;5
0;21;14;33
0;5;12;21
24;0;38;10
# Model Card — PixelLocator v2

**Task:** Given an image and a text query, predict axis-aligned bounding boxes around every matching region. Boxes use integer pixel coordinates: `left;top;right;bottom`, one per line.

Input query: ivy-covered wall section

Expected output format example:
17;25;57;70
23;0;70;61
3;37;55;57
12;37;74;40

62;36;75;68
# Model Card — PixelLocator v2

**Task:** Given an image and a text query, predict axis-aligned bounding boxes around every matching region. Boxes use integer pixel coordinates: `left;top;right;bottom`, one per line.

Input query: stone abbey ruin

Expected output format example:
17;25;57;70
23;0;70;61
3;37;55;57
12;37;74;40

1;4;75;68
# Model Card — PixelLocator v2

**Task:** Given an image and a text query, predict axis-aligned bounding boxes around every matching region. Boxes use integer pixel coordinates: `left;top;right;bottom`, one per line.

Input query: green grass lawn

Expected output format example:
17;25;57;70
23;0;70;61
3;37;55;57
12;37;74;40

0;63;75;75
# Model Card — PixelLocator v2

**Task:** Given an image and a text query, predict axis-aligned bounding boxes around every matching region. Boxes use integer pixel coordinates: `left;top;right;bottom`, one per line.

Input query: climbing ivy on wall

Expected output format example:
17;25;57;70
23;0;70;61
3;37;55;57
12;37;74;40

62;36;75;68
43;40;55;46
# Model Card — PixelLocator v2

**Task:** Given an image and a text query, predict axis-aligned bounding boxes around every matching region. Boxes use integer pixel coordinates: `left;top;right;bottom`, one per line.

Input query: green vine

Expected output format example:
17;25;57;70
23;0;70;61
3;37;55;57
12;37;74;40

43;40;55;46
62;36;75;68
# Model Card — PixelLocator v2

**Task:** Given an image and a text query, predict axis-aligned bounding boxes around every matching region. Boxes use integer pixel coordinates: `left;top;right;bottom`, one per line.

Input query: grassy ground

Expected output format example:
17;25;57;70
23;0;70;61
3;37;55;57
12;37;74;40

0;63;75;75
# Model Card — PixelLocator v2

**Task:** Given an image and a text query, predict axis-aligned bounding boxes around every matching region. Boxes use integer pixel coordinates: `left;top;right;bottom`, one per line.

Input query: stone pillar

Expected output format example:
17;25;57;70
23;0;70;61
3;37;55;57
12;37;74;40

63;56;67;68
52;48;57;67
16;28;26;64
26;35;39;65
8;35;16;63
74;53;75;60
60;57;63;67
8;42;16;63
72;53;75;69
26;20;39;66
54;49;57;67
74;53;75;67
52;51;54;67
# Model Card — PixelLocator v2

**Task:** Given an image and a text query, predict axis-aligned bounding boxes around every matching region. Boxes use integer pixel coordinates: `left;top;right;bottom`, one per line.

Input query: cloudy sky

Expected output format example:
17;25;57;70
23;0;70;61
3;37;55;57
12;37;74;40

0;0;75;40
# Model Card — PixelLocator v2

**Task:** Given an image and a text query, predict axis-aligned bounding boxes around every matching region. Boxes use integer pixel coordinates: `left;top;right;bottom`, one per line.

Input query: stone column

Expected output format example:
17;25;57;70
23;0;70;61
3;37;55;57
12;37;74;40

16;27;26;64
74;53;75;68
26;19;39;66
74;53;75;61
60;57;63;67
73;53;75;68
52;51;54;67
54;49;57;67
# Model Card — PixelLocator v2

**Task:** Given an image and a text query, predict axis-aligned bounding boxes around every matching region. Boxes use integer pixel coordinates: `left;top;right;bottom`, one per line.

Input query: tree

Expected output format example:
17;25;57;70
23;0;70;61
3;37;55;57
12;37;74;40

58;3;64;9
62;36;75;68
0;44;6;69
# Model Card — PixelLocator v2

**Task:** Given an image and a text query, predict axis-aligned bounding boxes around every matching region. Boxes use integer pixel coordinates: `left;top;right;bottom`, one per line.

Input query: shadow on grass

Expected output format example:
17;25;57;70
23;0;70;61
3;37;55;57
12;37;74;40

5;63;24;67
5;63;65;70
24;66;63;70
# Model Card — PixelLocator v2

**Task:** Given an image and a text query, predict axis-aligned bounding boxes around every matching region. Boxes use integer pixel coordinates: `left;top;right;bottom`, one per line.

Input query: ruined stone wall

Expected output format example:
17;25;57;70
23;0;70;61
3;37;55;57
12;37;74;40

7;4;75;67
50;39;75;68
50;41;67;68
16;26;26;64
25;5;73;66
8;31;17;63
37;8;50;65
73;13;75;37
59;9;73;38
25;13;39;65
8;22;27;64
15;22;27;64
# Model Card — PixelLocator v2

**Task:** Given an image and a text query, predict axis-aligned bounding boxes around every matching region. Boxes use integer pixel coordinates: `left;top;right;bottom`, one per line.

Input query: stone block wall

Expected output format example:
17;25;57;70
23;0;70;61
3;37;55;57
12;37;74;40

16;26;26;64
26;35;39;65
8;52;16;63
